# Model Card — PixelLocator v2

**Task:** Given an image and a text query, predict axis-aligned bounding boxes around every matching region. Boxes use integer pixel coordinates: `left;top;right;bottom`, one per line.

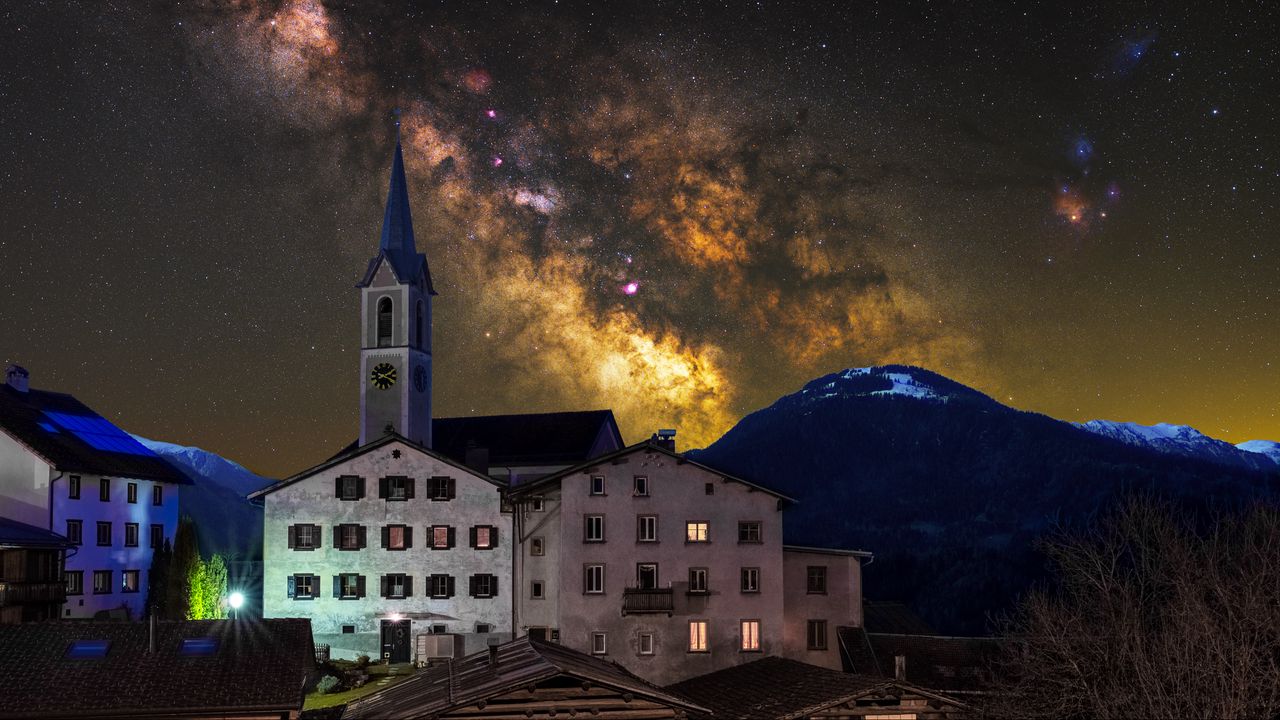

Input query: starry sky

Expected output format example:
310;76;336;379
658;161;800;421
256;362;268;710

1;1;1276;477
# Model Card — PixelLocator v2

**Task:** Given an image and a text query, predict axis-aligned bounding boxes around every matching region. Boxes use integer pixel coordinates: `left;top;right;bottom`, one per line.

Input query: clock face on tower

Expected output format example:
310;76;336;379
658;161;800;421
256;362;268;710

414;365;427;393
370;362;397;390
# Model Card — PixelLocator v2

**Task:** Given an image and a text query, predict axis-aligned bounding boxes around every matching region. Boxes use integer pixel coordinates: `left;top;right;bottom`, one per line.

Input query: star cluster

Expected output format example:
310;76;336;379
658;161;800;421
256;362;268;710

0;1;1275;475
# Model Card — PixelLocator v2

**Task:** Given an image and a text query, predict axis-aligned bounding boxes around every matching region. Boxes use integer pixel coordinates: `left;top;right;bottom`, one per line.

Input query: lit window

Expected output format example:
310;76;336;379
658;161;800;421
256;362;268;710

807;620;828;650
686;522;708;543
474;526;493;549
591;632;607;655
807;566;828;594
584;564;605;594
585;515;605;542
688;568;708;594
387;525;406;550
689;621;709;652
741;567;760;593
741;620;761;652
122;570;139;593
633;475;650;496
639;632;654;655
590;475;606;495
738;521;762;543
637;515;657;542
431;525;452;549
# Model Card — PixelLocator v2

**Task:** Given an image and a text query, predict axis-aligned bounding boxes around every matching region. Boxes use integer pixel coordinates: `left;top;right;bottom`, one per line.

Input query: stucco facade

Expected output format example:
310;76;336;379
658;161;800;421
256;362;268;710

257;437;512;661
781;545;867;670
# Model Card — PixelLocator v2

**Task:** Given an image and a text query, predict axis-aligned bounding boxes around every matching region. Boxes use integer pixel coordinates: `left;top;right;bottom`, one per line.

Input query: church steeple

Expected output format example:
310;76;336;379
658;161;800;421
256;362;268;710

358;131;434;448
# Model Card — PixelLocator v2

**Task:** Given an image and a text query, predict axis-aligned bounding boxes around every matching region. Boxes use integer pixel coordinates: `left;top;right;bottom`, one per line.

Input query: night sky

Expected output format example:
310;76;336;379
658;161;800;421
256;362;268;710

2;1;1276;477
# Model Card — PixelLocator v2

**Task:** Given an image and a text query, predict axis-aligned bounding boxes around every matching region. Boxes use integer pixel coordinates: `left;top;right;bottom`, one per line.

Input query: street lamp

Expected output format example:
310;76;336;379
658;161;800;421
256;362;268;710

228;591;244;618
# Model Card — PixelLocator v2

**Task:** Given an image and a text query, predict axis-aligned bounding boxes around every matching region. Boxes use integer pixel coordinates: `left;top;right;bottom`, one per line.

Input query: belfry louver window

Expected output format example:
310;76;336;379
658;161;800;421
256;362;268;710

377;298;393;347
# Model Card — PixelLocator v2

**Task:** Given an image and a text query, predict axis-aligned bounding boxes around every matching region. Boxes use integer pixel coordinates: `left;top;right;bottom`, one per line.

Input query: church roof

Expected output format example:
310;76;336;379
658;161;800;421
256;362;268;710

0;385;190;484
359;140;436;293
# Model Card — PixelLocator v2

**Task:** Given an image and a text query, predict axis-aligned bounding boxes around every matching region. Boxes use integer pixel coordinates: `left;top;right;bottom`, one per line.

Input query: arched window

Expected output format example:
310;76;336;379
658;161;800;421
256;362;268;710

416;301;424;350
377;297;393;347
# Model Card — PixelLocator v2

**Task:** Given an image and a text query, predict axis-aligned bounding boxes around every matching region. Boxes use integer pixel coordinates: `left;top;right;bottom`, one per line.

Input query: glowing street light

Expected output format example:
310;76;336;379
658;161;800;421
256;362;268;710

228;591;245;611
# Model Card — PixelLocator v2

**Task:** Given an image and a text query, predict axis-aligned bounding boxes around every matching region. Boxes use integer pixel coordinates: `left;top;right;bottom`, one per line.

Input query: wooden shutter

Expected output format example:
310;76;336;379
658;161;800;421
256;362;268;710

405;477;415;499
490;525;499;548
358;476;366;499
333;575;341;598
287;575;296;599
333;526;341;549
447;478;457;499
311;575;320;598
358;525;367;549
447;526;456;548
404;526;413;548
380;575;389;598
489;574;499;598
378;477;389;499
312;525;321;546
446;575;456;598
469;575;478;597
404;575;413;598
335;477;343;498
381;526;391;549
356;575;366;598
469;526;478;548
287;525;296;549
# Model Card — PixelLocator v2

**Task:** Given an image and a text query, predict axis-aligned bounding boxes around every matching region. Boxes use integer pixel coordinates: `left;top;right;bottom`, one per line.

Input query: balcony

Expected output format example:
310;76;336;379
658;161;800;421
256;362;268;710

622;587;673;616
0;581;67;607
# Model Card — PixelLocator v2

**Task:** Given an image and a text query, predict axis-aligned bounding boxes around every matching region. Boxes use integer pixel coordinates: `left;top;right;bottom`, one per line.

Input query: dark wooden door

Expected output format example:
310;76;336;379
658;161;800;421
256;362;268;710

381;619;410;663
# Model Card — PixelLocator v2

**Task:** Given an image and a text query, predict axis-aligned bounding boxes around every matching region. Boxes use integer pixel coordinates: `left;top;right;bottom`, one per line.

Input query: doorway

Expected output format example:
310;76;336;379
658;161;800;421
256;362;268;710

380;619;410;663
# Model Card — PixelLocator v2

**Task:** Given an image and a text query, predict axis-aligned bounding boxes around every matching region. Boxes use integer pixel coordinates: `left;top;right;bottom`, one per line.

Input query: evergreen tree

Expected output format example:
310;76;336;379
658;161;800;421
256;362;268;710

202;554;229;619
145;538;172;618
167;516;199;620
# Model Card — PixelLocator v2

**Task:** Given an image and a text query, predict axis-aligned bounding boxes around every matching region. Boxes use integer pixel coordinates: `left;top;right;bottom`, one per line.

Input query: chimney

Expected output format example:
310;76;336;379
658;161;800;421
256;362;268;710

894;654;906;681
487;636;500;668
653;428;677;452
5;365;29;393
464;441;490;475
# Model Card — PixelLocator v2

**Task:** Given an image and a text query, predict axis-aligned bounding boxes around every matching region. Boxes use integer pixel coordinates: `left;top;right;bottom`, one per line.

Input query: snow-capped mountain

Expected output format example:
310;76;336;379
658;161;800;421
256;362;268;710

1076;420;1279;471
1237;440;1280;465
134;436;272;560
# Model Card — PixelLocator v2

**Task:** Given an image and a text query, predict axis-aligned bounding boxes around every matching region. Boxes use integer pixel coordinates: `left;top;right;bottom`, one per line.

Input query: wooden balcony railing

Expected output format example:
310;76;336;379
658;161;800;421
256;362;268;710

622;587;673;615
0;581;67;607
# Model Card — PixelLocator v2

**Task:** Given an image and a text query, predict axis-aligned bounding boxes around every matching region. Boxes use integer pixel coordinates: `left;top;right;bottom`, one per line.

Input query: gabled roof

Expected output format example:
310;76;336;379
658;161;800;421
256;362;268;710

509;439;796;503
0;619;314;718
358;140;435;294
838;626;1003;693
249;431;503;500
667;656;970;719
0;517;72;549
0;385;190;484
342;637;708;719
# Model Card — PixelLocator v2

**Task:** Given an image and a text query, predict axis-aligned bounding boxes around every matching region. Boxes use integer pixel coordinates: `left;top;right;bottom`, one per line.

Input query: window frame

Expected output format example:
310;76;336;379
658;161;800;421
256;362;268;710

530;580;545;599
66;519;82;546
124;522;138;548
741;567;761;593
584;564;605;594
589;475;606;496
339;573;361;599
339;475;361;501
688;567;709;594
637;515;658;543
96;521;111;547
590;632;607;655
741;619;762;652
428;574;454;599
92;570;112;595
638;632;655;655
470;573;497;599
152;485;163;506
122;569;140;593
633;475;650;497
688;620;709;653
807;619;828;650
737;521;762;544
99;478;110;502
338;523;363;551
530;536;545;556
806;565;828;594
126;482;138;504
65;570;84;596
384;573;409;599
636;563;659;590
430;525;455;550
584;514;605;543
685;521;709;543
68;475;80;499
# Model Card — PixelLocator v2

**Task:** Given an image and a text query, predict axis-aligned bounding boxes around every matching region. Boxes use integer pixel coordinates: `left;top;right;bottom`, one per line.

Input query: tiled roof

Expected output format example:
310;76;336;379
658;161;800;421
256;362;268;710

0;517;71;549
837;626;1003;693
0;385;190;484
342;637;707;719
0;619;314;717
863;600;937;634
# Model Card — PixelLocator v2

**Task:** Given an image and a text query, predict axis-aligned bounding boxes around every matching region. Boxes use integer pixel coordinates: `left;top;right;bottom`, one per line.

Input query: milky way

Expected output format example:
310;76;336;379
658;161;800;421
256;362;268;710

1;2;1276;475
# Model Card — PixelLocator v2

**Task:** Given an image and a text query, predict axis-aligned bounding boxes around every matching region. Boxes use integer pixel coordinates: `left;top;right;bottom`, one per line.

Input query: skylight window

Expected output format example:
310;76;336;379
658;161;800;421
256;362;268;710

179;637;219;657
41;411;156;456
66;640;110;659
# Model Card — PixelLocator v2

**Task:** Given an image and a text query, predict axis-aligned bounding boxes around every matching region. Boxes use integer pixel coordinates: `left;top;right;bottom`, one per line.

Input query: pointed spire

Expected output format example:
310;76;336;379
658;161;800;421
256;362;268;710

379;134;416;256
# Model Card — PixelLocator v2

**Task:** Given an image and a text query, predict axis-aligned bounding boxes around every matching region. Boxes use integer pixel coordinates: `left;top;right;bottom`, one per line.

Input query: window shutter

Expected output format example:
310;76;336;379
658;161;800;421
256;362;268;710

287;525;296;549
381;526;390;549
447;526;456;548
358;476;366;499
446;575;456;598
380;575;389;598
404;575;414;598
404;526;414;548
287;575;296;599
358;525;367;549
490;526;499;548
490;574;499;598
333;575;341;598
312;525;321;544
469;526;478;548
333;526;341;549
311;575;320;598
335;477;343;498
583;566;589;594
357;575;366;598
447;478;457;499
405;477;416;499
469;575;478;597
379;477;389;499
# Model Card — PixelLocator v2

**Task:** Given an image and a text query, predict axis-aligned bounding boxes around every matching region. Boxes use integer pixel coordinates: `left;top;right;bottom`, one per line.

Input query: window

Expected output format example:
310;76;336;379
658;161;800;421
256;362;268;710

122;570;140;593
584;515;605;543
530;536;545;556
93;570;112;594
377;297;393;347
124;523;138;548
382;475;412;501
741;620;761;652
96;521;111;547
741;567;760;593
590;475;605;495
66;571;83;595
383;524;411;550
584;564;605;594
637;563;659;590
293;574;316;600
150;524;163;549
336;523;365;550
430;525;455;550
470;573;498;598
807;620;828;650
807;566;828;594
289;524;321;550
689;621;709;652
428;574;454;598
342;625;356;634
476;623;493;634
430;624;447;634
637;515;657;542
688;567;708;594
99;479;110;502
68;475;80;499
382;573;410;599
338;573;363;599
686;521;709;543
336;475;363;500
152;485;163;506
66;520;82;546
738;521;762;543
633;475;649;496
531;580;544;599
591;632;607;655
127;482;138;504
638;632;654;655
530;496;545;512
705;482;714;495
471;525;497;549
427;476;455;500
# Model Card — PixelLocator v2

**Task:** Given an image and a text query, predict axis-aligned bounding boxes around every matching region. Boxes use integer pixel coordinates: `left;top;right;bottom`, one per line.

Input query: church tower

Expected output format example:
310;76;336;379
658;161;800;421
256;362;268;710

357;136;435;448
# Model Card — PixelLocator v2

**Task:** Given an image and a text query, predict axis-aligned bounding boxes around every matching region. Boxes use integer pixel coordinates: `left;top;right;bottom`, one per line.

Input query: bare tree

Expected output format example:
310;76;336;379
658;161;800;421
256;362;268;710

987;496;1280;719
